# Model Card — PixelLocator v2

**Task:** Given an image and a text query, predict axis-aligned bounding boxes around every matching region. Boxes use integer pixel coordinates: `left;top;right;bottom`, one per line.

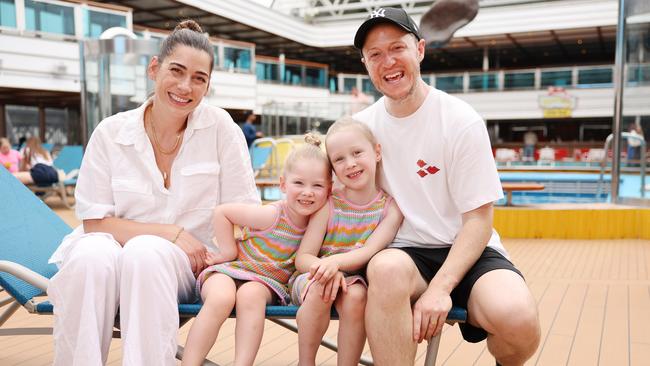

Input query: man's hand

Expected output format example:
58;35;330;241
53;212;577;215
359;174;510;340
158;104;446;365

174;230;208;277
412;285;452;343
309;256;340;284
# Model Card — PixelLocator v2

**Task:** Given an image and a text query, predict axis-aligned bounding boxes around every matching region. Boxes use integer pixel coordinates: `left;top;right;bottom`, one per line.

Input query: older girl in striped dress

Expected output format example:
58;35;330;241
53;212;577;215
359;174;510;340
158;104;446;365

291;117;403;366
182;134;331;366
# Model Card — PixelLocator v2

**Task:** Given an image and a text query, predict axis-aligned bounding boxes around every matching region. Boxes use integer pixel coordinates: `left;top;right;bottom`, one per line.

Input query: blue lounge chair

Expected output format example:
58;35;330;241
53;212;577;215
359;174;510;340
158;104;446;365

53;145;83;187
0;167;466;365
250;137;275;178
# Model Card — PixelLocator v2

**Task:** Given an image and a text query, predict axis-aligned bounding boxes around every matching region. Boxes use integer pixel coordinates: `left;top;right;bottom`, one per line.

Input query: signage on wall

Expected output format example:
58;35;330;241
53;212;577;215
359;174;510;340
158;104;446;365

538;87;577;118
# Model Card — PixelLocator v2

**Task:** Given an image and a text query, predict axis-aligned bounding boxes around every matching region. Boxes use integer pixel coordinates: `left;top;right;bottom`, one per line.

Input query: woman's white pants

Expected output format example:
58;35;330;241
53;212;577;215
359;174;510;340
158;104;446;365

47;234;196;366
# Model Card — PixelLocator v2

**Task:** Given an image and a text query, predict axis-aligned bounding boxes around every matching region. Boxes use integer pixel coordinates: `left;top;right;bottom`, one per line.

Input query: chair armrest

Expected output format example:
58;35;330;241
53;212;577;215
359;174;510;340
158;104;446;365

0;260;49;292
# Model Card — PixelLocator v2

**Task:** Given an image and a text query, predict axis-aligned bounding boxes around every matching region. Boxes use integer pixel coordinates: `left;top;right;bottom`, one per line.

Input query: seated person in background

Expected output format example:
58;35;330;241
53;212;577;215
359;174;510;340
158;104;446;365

0;137;21;173
523;129;538;162
627;123;643;161
241;111;264;147
14;136;58;187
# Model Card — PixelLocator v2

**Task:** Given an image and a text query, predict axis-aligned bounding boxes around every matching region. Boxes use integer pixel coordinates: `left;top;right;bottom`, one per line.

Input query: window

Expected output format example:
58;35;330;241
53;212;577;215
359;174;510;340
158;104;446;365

0;0;16;28
224;46;252;72
25;0;75;36
305;66;326;87
469;73;499;91
343;77;357;93
504;72;535;89
577;68;612;87
329;76;338;93
627;64;650;85
541;70;572;87
283;64;302;85
256;61;279;82
435;75;464;93
83;9;127;38
5;105;40;143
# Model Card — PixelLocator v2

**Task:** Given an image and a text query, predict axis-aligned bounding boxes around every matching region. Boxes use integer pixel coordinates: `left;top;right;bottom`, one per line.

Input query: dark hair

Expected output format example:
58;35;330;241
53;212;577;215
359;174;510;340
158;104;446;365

159;20;214;72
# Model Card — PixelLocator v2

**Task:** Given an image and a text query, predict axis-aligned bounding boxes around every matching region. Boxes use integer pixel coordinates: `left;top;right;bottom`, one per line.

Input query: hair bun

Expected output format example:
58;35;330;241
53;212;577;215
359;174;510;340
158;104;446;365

175;19;203;34
304;132;322;147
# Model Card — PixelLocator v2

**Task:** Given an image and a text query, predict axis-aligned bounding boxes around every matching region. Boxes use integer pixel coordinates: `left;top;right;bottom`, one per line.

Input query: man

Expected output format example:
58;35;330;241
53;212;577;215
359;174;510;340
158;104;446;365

523;129;538;162
627;122;643;161
241;111;263;148
350;86;372;114
352;7;540;366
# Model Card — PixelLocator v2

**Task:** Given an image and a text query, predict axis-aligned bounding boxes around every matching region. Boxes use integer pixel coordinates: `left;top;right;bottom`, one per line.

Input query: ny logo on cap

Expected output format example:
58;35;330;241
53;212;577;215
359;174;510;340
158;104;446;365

370;8;386;19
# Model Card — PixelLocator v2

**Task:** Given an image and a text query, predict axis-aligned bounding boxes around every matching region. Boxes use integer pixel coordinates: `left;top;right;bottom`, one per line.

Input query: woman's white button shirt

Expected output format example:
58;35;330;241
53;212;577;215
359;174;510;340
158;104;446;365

51;100;259;265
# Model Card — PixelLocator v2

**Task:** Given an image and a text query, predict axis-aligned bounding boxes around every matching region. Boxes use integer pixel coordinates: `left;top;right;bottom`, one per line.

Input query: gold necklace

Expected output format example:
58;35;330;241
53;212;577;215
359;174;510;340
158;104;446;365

146;107;182;155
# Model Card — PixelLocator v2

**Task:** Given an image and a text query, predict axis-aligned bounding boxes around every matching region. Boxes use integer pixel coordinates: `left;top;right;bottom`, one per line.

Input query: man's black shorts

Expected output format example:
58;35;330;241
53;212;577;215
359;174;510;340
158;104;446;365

399;246;523;343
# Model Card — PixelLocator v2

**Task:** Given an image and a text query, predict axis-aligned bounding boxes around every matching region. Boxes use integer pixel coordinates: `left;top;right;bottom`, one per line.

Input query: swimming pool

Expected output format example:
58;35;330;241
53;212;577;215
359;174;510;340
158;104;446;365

498;171;647;205
258;171;645;205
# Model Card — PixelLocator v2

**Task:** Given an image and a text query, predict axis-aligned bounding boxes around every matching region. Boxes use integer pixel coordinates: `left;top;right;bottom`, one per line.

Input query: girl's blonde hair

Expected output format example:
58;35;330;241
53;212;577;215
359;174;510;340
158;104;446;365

0;137;10;148
325;116;377;150
283;132;332;180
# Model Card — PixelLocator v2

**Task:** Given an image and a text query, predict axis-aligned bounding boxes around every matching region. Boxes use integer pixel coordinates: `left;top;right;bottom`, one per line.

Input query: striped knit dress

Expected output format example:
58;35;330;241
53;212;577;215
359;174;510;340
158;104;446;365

198;201;306;305
290;188;391;304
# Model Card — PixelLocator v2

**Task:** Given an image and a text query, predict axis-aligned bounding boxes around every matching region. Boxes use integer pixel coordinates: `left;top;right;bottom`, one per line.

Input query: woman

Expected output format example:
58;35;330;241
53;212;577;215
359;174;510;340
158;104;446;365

47;20;259;366
13;136;58;186
0;137;21;173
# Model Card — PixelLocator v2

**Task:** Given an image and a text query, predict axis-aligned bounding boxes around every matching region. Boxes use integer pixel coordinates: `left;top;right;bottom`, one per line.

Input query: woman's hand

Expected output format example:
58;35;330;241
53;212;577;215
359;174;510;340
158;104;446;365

173;230;208;276
204;247;224;266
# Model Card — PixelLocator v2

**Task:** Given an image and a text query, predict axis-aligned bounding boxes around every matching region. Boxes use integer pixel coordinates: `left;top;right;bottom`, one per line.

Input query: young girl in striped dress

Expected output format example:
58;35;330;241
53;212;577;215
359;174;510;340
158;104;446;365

291;117;403;366
182;134;332;366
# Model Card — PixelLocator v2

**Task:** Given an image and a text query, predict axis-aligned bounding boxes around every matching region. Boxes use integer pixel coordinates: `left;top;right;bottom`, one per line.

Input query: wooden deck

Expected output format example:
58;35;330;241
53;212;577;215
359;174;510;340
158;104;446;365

1;201;649;365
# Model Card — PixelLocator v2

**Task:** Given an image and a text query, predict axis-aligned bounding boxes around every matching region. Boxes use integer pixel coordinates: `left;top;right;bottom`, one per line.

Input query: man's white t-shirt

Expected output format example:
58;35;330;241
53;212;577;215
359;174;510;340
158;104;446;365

355;86;507;257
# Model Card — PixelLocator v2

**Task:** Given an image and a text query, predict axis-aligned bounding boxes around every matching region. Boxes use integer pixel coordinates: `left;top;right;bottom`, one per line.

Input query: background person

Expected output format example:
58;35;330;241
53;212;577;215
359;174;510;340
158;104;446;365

241;110;264;147
349;87;372;115
0;137;21;173
352;7;540;366
46;20;259;366
522;129;538;162
14;136;58;186
627;123;644;161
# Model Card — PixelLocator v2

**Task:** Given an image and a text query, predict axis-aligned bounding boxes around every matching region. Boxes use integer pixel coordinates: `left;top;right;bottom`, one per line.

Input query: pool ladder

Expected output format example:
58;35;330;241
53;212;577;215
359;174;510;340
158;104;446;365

597;132;646;198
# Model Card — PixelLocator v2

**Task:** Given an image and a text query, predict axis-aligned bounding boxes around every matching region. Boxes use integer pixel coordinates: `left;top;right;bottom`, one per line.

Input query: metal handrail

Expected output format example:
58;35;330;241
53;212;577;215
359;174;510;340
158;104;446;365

598;132;646;198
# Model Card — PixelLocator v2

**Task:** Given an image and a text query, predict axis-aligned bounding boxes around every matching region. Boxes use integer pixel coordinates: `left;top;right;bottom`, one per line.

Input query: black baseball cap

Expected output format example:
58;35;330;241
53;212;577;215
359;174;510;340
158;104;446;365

354;7;422;49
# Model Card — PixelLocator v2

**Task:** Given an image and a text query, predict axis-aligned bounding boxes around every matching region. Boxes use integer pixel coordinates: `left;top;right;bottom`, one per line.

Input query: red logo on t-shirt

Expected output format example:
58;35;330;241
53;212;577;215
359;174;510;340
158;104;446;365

416;160;440;178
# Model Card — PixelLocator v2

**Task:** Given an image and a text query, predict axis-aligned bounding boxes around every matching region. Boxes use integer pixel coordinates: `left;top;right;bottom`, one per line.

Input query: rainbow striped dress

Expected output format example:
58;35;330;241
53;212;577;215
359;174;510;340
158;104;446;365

198;201;306;305
290;189;391;304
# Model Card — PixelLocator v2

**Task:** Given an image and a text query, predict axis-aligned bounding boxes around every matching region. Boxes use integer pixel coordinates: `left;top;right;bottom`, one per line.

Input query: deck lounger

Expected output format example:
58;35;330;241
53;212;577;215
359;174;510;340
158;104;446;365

250;138;275;178
0;167;466;365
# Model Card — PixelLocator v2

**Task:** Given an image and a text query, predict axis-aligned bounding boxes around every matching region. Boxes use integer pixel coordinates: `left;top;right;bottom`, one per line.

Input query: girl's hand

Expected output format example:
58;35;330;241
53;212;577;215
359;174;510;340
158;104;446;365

320;271;348;301
173;230;208;277
309;256;339;284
